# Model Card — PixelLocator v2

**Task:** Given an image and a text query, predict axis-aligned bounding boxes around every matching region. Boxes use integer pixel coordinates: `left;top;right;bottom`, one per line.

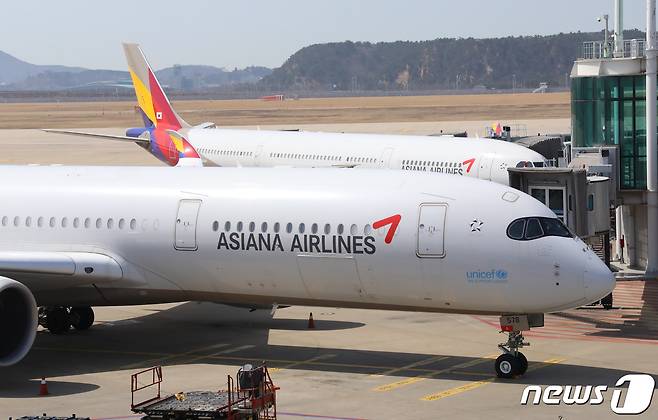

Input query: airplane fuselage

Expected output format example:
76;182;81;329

0;166;611;315
188;129;548;185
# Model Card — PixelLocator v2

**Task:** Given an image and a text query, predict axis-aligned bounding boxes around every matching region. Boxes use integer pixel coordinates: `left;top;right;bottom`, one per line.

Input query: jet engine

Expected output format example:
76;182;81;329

0;276;37;366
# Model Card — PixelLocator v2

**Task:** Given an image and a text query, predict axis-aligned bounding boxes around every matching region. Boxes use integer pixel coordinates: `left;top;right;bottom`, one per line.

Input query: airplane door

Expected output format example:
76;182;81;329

417;204;447;257
253;145;264;166
175;199;201;251
478;155;494;181
380;147;394;168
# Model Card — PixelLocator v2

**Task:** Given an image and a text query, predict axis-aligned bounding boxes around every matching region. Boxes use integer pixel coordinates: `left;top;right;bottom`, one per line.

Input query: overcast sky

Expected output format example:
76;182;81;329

0;0;647;70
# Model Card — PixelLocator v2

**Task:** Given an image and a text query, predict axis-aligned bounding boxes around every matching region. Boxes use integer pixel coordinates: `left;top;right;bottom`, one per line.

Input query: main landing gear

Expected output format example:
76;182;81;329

494;314;543;379
38;306;95;334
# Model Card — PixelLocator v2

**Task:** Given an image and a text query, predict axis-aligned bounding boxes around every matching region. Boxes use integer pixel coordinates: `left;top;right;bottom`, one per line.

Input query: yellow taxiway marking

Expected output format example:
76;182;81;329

181;344;255;366
420;357;566;401
421;378;495;401
370;355;451;378
33;346;503;376
269;354;336;373
119;342;231;370
373;354;497;392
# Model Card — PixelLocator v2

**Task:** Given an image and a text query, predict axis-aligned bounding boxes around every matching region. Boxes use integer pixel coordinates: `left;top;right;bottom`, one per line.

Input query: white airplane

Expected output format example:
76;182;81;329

0;165;612;378
45;44;548;186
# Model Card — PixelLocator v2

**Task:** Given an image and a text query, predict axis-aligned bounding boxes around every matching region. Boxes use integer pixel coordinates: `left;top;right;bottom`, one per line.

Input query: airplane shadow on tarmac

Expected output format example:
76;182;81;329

1;302;655;398
552;280;658;341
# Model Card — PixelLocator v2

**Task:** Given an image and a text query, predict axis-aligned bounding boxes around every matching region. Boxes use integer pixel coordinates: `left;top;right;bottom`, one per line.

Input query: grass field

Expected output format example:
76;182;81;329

0;92;569;129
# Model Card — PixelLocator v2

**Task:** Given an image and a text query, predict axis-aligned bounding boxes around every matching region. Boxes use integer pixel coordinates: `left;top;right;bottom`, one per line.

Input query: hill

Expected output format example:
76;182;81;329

261;30;644;91
0;50;272;91
0;50;85;86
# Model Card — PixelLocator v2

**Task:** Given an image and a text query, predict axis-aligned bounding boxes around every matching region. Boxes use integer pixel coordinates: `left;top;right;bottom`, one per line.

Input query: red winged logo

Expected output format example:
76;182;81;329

373;214;402;244
462;158;476;173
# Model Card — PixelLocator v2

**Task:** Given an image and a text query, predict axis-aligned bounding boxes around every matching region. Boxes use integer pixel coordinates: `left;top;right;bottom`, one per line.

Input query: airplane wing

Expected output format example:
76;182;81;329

43;129;150;145
0;251;124;290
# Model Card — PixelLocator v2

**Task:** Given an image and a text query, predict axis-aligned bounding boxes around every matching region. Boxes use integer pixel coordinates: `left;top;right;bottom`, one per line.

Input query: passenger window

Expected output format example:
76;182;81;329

25;216;32;227
224;221;231;231
96;218;103;229
350;224;358;235
118;219;125;229
130;219;137;230
236;221;243;232
212;221;219;232
62;217;69;228
324;223;331;234
1;216;7;227
299;223;305;233
364;224;372;235
337;224;344;235
286;223;293;233
73;217;80;228
13;216;20;227
524;218;543;239
261;222;268;232
84;218;91;228
273;222;280;233
38;217;44;228
49;217;56;228
107;219;114;229
311;223;318;234
249;222;255;232
507;219;525;240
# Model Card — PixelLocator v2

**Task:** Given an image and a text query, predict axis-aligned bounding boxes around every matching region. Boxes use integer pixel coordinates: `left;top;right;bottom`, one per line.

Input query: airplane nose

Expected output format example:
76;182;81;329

584;253;615;304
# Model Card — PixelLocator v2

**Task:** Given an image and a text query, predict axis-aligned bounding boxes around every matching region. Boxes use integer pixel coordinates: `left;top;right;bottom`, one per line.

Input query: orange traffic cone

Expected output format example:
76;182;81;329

308;312;315;329
39;377;49;396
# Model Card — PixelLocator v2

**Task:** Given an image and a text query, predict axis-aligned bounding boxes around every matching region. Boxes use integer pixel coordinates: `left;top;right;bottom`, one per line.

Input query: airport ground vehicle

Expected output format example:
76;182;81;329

131;364;277;420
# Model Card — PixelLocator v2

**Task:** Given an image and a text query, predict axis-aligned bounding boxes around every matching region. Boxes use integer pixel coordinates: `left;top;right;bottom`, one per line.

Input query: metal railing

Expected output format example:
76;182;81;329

580;39;648;60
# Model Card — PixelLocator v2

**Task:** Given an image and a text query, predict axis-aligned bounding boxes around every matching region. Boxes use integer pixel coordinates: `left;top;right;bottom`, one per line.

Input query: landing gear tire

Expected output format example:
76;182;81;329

495;354;520;379
517;352;528;375
44;307;70;334
70;306;94;330
497;321;531;378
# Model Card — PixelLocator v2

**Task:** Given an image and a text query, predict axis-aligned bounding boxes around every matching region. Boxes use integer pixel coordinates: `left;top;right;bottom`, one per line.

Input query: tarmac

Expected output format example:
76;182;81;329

1;121;657;419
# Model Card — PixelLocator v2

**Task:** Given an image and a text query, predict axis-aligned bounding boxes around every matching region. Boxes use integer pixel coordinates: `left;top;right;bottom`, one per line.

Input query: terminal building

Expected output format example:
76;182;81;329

568;0;658;273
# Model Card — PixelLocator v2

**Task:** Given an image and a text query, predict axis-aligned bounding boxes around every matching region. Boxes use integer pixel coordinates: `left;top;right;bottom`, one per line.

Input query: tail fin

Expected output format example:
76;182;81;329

122;43;190;130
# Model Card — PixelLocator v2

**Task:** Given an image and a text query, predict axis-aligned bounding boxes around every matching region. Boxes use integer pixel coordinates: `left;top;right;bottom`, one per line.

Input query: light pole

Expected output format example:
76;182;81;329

598;14;610;57
646;0;658;275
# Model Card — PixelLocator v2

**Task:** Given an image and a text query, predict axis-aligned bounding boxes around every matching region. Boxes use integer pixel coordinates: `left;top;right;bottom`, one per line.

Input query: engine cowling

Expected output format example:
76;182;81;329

0;276;37;366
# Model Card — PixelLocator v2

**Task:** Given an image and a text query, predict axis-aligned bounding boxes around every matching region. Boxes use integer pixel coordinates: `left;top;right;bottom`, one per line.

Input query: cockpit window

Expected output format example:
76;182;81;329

525;218;543;239
507;219;525;240
507;217;574;241
515;161;547;168
539;217;572;238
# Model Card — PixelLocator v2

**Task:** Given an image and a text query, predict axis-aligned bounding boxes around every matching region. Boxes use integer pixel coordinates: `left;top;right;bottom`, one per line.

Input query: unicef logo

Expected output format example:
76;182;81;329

466;269;509;283
495;270;508;280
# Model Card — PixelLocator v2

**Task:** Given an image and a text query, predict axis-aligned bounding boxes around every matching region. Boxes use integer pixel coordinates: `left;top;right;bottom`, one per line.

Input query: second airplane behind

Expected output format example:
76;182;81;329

46;43;548;186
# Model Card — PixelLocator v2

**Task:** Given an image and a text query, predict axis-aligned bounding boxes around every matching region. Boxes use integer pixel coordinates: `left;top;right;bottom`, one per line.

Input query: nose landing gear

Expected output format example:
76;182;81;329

494;314;543;378
495;330;529;378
